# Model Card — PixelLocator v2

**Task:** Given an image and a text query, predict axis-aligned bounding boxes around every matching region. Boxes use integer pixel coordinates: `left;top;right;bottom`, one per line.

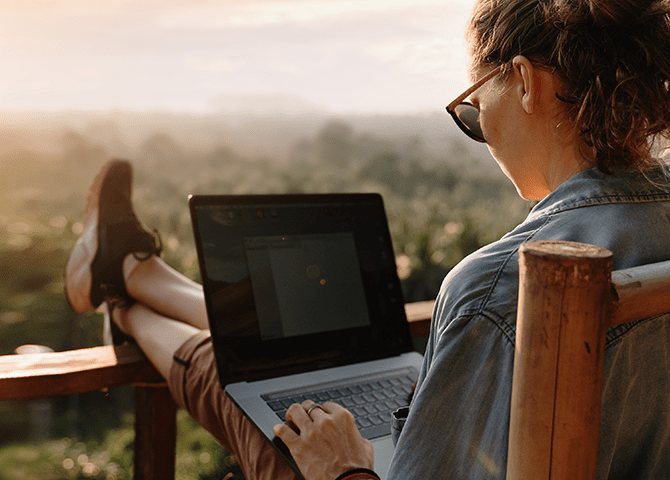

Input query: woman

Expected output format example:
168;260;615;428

65;0;670;477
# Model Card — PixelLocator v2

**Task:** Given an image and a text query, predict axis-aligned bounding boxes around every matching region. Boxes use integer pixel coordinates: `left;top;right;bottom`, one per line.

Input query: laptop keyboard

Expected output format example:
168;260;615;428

261;367;418;440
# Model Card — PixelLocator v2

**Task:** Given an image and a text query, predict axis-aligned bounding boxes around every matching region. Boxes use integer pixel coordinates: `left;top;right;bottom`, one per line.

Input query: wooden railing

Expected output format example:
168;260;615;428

0;302;434;479
0;343;177;480
1;241;669;479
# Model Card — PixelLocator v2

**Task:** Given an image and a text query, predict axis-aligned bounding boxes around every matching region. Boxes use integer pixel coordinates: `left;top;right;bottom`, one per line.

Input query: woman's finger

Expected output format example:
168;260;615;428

302;400;327;420
272;422;300;447
285;401;317;432
276;399;375;480
319;401;345;415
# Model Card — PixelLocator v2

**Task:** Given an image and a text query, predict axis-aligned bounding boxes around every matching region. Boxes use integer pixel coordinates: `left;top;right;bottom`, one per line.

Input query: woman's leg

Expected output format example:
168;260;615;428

66;159;299;479
110;302;300;480
111;301;200;379
122;254;209;330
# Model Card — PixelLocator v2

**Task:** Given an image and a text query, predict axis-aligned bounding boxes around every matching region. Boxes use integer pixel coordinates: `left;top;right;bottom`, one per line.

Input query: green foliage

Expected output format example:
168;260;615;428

174;411;242;480
0;217;102;355
0;410;240;480
0;418;133;480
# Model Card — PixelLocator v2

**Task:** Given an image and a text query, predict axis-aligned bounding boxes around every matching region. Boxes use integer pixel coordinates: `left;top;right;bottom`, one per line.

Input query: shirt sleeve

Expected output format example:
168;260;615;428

386;312;515;479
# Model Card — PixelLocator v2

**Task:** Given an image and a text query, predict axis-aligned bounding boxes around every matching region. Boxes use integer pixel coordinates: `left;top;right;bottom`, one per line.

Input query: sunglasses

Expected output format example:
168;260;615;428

445;65;503;143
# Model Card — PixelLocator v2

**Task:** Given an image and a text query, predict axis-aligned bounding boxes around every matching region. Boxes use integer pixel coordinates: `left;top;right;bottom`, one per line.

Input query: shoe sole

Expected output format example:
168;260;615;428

64;160;132;313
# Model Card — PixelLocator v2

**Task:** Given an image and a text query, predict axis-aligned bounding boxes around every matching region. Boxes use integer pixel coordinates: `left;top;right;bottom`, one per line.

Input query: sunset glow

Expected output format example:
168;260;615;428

1;0;475;114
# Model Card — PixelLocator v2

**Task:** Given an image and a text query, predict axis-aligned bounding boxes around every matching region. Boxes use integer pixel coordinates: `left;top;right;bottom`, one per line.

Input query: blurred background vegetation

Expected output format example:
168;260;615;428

0;111;529;479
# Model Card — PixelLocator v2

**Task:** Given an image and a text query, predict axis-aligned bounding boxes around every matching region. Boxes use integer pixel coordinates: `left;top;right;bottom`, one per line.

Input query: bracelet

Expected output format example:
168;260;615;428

334;468;381;480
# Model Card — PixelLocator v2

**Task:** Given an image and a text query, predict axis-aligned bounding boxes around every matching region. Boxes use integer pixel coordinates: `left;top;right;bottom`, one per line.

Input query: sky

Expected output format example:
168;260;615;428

1;0;477;115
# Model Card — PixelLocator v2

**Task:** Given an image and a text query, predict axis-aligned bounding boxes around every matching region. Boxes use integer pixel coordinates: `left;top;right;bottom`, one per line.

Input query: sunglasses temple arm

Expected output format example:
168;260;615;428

446;65;503;112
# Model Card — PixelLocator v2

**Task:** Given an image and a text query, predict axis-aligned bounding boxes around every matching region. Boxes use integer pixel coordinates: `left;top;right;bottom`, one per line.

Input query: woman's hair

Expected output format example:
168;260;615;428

467;0;670;173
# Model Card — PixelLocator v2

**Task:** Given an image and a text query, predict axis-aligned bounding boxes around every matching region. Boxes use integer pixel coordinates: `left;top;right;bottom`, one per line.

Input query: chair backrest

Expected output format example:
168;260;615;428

507;240;670;480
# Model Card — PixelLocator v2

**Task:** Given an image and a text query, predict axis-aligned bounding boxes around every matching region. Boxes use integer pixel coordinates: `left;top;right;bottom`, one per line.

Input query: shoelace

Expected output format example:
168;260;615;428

132;228;162;261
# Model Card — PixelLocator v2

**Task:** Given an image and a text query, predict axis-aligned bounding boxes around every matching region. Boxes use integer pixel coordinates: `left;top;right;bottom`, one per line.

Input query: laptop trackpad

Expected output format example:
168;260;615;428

371;435;395;480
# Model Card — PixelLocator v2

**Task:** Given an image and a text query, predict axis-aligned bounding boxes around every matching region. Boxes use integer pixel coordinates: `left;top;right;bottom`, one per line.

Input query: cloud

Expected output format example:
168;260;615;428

157;0;460;29
367;38;463;73
184;57;238;73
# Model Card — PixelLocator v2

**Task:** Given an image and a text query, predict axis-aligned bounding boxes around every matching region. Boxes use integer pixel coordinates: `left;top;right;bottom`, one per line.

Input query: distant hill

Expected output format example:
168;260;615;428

209;93;328;116
0;108;488;167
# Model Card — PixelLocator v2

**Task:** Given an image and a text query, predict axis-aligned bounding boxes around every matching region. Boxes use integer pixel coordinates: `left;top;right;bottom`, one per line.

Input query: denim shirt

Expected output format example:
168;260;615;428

388;167;670;479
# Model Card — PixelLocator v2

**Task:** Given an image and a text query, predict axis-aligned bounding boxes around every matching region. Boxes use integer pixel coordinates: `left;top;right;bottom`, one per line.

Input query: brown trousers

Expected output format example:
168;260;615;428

169;331;302;480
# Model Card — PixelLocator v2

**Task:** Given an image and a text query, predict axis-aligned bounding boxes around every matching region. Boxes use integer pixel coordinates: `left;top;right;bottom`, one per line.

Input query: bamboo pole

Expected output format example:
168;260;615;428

507;241;612;480
610;260;670;327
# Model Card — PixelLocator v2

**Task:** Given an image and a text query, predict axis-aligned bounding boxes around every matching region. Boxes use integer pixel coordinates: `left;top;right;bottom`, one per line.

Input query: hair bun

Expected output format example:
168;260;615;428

587;0;659;27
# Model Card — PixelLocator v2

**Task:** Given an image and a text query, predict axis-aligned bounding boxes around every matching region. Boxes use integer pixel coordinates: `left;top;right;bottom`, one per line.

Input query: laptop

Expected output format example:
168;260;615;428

188;193;424;479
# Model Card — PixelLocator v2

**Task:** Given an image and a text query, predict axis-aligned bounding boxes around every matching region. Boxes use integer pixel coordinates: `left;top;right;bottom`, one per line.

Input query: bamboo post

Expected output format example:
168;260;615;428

507;241;613;480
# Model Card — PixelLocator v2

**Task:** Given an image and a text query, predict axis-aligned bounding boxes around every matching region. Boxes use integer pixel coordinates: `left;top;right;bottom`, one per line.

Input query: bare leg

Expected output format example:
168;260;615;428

112;301;199;379
109;299;300;480
123;255;209;330
114;253;209;378
63;160;299;480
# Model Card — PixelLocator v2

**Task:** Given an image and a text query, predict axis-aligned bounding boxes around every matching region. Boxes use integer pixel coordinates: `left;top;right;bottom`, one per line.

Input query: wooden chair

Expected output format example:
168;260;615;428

0;240;667;478
508;240;670;480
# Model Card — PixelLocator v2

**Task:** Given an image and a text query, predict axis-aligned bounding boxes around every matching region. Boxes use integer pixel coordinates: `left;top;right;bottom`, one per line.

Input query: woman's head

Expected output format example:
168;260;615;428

466;0;670;173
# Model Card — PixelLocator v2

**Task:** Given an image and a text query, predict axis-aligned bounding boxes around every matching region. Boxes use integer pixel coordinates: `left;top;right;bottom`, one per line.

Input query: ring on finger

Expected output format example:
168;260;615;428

305;403;323;416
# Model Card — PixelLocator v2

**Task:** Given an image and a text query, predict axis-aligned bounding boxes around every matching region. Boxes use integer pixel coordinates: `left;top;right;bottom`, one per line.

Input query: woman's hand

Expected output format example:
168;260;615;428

273;400;374;480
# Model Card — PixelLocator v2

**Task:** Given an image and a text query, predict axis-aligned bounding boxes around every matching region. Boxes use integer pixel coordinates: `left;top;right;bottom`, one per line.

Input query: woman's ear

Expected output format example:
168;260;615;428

512;55;535;114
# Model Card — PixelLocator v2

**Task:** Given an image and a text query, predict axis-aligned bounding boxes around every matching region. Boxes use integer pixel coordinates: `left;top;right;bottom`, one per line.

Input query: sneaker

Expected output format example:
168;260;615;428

65;159;161;314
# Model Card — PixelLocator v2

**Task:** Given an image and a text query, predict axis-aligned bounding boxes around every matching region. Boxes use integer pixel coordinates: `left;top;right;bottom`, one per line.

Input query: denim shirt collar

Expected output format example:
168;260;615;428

526;166;670;222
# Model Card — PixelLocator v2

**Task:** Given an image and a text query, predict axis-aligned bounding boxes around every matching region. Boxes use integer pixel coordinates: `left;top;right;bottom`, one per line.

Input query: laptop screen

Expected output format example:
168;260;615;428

245;232;370;339
189;193;413;383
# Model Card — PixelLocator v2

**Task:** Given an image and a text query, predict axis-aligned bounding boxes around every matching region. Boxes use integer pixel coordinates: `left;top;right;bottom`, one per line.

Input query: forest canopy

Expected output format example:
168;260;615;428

0;112;529;355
